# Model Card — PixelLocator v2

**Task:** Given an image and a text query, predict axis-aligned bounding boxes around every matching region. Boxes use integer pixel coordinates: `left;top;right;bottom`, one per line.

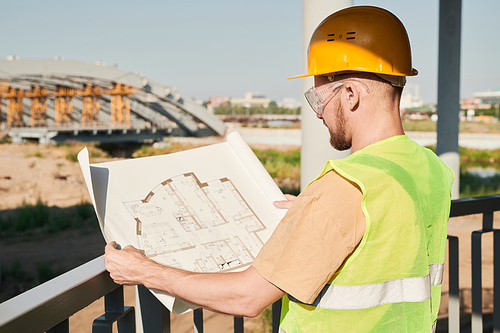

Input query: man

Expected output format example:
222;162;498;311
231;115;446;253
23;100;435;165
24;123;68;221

105;6;454;332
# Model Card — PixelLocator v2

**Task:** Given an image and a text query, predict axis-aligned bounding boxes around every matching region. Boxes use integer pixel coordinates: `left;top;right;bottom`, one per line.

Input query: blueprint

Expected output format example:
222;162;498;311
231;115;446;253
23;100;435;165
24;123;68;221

125;172;266;273
78;131;287;314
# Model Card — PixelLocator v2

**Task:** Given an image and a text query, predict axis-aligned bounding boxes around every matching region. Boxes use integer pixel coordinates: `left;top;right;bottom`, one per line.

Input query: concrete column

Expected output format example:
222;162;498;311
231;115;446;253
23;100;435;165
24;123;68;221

436;0;462;199
300;0;352;190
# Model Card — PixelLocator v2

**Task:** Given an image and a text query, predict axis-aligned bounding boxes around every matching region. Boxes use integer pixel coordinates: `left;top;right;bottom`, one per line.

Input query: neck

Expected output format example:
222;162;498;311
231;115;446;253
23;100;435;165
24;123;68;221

350;108;404;153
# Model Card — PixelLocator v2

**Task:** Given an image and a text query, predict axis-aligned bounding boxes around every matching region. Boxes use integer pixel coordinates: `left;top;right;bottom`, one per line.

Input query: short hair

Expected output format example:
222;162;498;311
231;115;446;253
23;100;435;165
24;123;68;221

330;72;403;102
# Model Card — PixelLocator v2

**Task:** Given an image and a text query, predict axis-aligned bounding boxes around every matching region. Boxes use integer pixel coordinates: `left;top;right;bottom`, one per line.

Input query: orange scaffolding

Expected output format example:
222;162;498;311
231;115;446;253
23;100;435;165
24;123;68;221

25;85;49;127
80;84;102;125
0;81;138;128
0;81;8;123
4;87;25;127
54;86;76;126
108;83;138;127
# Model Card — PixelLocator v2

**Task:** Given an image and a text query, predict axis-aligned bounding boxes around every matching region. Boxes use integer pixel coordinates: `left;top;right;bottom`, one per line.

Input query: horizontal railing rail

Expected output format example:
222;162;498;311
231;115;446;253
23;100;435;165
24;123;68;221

0;256;117;333
449;194;500;217
1;195;500;332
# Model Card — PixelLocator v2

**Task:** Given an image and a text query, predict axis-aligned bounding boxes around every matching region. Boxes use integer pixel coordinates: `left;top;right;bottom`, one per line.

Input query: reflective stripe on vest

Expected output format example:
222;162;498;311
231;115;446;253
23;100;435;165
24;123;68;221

429;263;444;285
289;264;444;310
279;312;439;333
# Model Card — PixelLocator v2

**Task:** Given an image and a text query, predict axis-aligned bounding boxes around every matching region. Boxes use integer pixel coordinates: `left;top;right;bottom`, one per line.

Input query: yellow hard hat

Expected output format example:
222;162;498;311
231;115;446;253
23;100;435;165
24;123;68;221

289;6;418;80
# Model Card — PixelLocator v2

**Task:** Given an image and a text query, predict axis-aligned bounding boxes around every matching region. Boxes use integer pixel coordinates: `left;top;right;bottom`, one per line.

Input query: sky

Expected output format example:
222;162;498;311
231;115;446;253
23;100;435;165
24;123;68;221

1;0;499;104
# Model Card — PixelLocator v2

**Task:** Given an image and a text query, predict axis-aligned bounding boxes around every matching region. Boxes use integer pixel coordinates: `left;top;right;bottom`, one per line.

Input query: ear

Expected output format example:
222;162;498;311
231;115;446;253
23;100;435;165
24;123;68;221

343;82;360;112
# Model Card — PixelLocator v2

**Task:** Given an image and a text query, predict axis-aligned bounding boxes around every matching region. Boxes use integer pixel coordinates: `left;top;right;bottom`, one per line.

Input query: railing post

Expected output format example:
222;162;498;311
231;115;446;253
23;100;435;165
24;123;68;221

447;235;460;333
495;228;500;333
194;308;203;333
93;286;135;333
471;212;495;333
272;299;282;333
137;285;170;333
233;317;244;333
471;229;484;333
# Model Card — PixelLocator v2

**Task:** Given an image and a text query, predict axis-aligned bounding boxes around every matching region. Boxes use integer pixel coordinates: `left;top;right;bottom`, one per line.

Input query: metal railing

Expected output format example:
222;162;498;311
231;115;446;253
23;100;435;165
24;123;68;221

1;194;499;333
445;194;500;333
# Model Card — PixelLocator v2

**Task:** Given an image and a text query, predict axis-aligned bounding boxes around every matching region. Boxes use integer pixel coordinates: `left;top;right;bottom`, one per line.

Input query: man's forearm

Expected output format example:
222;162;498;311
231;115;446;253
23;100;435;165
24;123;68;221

105;242;284;317
148;262;281;317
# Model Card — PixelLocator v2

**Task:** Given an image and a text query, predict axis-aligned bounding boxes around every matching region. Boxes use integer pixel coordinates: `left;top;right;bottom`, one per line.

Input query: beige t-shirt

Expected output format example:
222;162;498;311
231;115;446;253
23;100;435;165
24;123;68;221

252;170;366;304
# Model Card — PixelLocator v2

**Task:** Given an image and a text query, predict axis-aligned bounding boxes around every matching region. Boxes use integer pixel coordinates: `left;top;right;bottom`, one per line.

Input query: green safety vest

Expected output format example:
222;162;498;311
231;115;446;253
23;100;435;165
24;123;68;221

279;135;454;333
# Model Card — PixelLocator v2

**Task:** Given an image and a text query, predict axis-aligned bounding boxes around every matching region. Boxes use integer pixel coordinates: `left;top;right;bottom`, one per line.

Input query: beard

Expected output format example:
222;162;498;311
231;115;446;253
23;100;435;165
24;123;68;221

328;99;351;151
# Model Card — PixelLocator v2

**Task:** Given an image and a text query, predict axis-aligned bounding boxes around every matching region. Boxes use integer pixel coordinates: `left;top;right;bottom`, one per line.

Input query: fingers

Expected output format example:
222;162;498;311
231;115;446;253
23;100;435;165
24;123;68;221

273;200;293;209
105;243;142;263
104;242;142;285
273;194;297;209
105;241;118;251
104;242;158;287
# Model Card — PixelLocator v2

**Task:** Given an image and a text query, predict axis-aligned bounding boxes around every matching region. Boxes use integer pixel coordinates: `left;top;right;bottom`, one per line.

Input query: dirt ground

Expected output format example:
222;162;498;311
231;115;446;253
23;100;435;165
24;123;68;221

0;141;496;332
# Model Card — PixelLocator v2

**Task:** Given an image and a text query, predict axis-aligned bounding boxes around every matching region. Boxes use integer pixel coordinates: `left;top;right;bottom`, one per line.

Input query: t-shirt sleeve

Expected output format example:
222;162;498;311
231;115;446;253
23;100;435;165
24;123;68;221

252;170;365;304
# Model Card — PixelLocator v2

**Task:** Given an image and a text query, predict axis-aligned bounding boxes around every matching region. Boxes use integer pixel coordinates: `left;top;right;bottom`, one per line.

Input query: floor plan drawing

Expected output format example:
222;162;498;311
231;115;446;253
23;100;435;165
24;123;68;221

79;132;287;312
124;172;266;273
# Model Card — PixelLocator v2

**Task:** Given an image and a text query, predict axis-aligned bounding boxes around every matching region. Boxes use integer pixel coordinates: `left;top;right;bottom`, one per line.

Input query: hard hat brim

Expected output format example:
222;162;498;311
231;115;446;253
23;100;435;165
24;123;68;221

287;73;314;80
288;68;418;81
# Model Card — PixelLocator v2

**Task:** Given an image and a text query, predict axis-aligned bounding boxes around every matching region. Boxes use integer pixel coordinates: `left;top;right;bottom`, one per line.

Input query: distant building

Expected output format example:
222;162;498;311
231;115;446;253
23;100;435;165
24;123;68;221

474;89;500;105
277;98;301;109
461;88;500;109
231;92;271;108
208;96;230;108
400;83;423;110
401;105;435;120
208;93;301;112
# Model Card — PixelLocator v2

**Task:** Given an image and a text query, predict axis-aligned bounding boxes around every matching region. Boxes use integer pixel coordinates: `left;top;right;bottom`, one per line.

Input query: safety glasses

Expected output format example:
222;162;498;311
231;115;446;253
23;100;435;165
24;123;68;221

304;82;344;116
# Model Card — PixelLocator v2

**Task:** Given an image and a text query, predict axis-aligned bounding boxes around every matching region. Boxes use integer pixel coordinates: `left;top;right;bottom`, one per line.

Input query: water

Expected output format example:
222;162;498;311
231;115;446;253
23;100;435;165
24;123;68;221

407;131;500;150
467;167;500;178
267;120;295;127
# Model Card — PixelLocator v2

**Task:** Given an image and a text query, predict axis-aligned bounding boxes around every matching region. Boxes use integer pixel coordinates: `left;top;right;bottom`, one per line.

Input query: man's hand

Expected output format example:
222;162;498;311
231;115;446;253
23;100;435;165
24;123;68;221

273;194;297;209
104;241;151;285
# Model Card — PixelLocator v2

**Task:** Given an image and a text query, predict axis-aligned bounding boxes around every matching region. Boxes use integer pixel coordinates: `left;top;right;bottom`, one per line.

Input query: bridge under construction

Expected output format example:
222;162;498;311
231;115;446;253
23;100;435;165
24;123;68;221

0;58;226;143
